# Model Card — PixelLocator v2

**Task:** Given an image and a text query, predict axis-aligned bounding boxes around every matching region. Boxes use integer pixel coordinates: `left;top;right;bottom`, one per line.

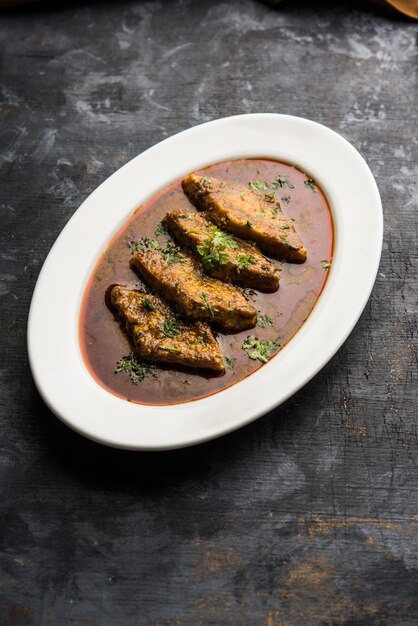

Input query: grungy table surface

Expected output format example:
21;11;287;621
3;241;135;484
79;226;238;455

1;1;418;624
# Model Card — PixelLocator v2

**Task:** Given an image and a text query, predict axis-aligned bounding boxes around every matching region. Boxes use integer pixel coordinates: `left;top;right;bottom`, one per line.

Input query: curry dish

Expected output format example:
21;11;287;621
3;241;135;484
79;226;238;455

79;158;333;405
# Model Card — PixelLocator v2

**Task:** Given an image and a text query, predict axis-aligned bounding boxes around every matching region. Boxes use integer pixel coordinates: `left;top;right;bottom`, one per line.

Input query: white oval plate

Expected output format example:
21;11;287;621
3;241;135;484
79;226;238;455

28;114;383;450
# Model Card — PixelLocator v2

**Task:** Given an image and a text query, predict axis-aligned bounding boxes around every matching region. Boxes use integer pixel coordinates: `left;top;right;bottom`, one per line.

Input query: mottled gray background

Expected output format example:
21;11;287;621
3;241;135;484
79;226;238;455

1;1;418;625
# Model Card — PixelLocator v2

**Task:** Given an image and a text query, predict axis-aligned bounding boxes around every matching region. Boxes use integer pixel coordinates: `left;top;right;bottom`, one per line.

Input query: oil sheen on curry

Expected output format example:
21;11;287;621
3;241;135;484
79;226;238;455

80;159;333;405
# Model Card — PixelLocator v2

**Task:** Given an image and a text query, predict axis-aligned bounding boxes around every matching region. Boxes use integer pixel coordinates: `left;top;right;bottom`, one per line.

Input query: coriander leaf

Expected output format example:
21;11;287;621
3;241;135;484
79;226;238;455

197;244;229;269
160;242;184;265
237;254;256;270
242;336;280;363
196;226;238;270
223;356;236;370
211;227;238;250
272;176;294;190
201;177;212;184
248;180;269;191
279;225;290;230
128;238;160;255
141;296;155;312
200;292;219;318
155;222;168;236
159;345;182;353
128;241;141;254
321;260;331;270
257;313;274;328
161;318;181;338
264;193;276;203
304;178;316;192
115;353;157;384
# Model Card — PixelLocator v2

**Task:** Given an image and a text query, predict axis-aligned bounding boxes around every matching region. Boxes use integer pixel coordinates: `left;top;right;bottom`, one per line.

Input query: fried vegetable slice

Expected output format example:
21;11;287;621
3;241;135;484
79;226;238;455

182;173;307;262
130;248;257;331
163;210;280;291
111;286;224;372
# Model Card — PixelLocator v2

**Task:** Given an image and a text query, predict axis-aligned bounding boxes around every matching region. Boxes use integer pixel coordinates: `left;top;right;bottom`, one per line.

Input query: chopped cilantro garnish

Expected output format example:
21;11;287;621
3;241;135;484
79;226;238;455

141;296;154;312
197;243;228;269
279;225;290;230
272;176;294;190
128;238;160;255
223;356;236;370
159;345;182;353
115;353;157;384
237;254;256;270
264;193;276;203
211;228;238;249
271;208;278;219
201;177;212;184
160;242;183;265
161;318;181;338
242;336;280;363
196;225;238;270
257;313;274;328
304;178;316;192
200;292;219;318
321;260;332;270
245;221;253;228
248;180;269;191
155;222;168;236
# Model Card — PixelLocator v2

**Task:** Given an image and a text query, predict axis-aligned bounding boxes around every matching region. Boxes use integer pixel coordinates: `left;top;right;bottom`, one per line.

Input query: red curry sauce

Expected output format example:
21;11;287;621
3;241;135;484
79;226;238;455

79;159;333;405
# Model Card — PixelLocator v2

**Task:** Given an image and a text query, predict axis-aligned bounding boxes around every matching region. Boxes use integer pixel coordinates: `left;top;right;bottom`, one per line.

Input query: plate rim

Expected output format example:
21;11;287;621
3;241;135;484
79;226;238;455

27;113;383;450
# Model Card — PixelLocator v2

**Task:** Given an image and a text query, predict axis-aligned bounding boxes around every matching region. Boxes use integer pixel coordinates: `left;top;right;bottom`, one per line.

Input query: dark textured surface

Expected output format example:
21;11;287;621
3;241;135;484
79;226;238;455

1;1;418;624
